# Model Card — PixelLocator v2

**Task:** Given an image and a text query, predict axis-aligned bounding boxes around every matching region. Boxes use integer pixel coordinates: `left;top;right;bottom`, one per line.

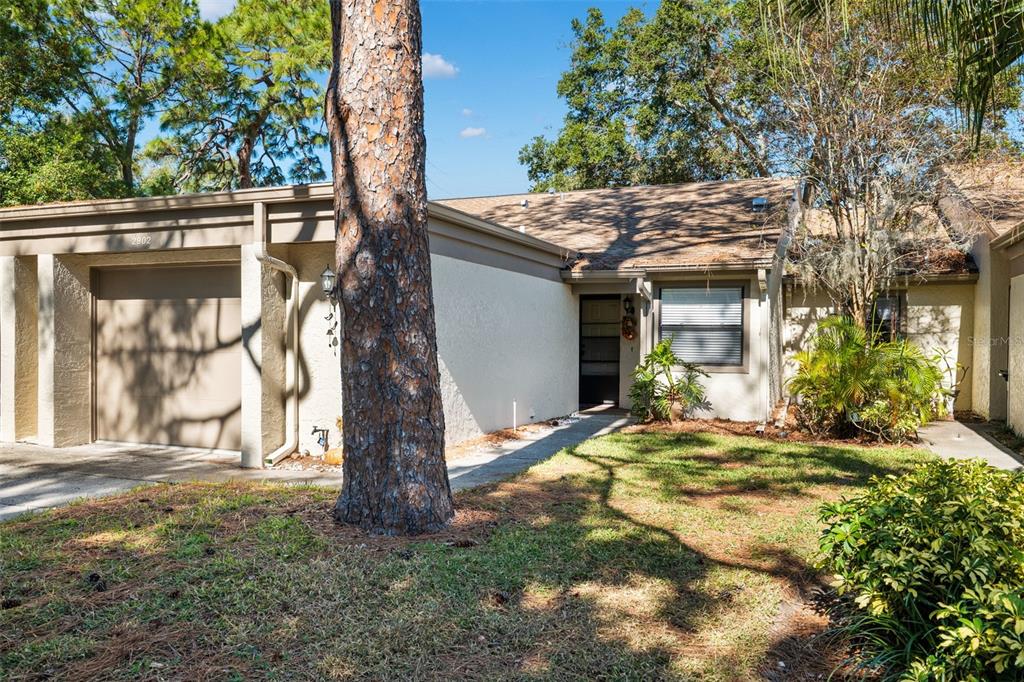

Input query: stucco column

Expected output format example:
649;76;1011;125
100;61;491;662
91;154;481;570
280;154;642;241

37;254;91;448
240;241;288;468
0;256;38;441
1008;275;1024;435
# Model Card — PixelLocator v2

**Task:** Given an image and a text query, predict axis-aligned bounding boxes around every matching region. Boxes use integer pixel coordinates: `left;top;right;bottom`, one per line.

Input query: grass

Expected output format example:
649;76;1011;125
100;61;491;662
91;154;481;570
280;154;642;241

0;430;933;681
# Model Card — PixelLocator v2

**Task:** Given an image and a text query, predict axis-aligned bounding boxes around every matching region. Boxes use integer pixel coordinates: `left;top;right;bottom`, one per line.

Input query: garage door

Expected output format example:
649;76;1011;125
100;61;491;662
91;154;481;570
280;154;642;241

94;265;242;449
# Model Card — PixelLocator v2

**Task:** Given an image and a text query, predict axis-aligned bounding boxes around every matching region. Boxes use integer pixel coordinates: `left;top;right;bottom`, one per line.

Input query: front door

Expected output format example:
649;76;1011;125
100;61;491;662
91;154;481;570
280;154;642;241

580;295;620;406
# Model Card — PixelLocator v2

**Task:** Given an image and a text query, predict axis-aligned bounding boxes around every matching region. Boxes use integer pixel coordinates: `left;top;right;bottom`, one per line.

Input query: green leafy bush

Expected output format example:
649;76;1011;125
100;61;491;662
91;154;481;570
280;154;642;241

628;339;708;422
788;315;947;442
819;460;1024;680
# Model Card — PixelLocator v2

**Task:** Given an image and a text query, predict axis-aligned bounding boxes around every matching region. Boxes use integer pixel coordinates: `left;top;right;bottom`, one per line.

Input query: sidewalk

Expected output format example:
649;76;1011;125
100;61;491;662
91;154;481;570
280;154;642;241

0;409;632;520
448;409;632;491
917;420;1023;471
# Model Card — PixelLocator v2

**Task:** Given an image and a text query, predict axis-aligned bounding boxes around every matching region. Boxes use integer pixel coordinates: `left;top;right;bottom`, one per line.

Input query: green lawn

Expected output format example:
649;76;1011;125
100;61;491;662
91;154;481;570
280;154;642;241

0;430;933;680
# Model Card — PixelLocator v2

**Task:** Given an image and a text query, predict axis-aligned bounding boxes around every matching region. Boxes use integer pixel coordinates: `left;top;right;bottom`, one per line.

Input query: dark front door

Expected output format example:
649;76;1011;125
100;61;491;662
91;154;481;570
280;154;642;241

580;295;620;406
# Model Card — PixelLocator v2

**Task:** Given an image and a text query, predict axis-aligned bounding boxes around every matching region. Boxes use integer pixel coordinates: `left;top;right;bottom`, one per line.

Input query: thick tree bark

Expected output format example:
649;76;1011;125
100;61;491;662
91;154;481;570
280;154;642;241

326;0;453;535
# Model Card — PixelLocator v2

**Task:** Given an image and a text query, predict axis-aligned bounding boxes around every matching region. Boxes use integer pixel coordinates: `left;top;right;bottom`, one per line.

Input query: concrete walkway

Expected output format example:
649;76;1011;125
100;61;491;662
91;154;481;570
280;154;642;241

918;420;1023;471
0;410;631;521
447;409;632;491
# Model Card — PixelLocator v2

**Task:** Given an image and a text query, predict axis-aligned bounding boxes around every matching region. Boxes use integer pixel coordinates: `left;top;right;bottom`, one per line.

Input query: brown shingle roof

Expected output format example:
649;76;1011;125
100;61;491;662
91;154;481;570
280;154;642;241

946;162;1024;237
438;178;794;272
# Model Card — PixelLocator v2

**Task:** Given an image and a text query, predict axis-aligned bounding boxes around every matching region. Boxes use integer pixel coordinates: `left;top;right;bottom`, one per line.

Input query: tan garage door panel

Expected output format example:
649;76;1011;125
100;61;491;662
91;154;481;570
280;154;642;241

95;265;242;449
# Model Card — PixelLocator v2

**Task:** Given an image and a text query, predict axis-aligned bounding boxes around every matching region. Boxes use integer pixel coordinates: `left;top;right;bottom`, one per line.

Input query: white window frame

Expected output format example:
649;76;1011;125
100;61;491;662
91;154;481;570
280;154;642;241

656;284;747;371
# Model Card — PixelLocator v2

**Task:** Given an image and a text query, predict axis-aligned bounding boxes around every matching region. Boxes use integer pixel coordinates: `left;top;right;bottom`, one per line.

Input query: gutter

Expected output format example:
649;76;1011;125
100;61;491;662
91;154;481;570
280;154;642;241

990;221;1024;250
560;261;774;281
252;201;300;467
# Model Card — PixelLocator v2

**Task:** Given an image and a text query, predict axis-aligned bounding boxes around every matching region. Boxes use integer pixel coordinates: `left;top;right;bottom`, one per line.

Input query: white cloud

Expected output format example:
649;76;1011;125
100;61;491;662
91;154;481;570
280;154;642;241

459;127;487;139
461;108;474;117
198;0;235;20
422;53;459;79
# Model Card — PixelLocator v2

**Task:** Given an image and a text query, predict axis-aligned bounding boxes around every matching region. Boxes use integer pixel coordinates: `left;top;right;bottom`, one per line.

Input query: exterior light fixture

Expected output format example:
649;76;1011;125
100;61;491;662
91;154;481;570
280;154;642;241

320;265;337;299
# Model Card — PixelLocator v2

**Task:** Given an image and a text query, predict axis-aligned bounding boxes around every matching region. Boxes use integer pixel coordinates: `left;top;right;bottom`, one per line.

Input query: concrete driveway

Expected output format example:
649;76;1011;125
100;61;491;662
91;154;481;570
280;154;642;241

0;409;632;521
0;441;344;521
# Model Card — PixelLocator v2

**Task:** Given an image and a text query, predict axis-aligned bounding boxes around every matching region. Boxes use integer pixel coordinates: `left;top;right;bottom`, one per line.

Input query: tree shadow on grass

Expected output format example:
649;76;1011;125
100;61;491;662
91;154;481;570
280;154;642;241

601;431;928;505
0;431;916;680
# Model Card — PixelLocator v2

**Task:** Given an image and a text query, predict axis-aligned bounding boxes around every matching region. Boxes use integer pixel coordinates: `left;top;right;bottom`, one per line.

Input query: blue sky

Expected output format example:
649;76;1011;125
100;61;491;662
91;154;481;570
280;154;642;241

415;1;642;198
187;0;642;199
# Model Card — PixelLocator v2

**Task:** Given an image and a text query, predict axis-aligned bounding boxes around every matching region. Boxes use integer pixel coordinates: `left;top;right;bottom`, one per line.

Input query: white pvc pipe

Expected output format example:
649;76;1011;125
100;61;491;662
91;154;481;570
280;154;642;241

252;202;300;467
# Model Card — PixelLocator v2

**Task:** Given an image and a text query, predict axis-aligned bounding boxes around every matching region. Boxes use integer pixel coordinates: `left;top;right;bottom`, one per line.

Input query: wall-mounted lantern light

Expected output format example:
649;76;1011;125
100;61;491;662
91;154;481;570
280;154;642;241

320;265;337;300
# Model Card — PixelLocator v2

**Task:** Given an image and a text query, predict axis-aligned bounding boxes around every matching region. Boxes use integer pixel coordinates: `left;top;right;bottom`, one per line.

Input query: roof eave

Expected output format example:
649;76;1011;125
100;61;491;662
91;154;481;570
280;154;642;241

0;182;577;261
990;221;1024;250
561;259;773;281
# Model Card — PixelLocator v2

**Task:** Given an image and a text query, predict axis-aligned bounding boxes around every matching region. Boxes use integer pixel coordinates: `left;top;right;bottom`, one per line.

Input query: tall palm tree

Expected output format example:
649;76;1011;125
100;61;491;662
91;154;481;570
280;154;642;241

790;0;1023;136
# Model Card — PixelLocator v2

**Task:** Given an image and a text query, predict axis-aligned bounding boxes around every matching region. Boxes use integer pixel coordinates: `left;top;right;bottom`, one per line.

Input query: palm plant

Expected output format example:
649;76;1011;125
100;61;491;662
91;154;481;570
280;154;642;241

629;339;709;422
788;0;1024;138
788;316;948;441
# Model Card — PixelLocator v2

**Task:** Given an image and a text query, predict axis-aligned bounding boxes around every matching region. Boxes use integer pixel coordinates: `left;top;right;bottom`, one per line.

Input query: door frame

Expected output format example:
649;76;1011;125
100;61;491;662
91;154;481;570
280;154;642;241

579;294;621;407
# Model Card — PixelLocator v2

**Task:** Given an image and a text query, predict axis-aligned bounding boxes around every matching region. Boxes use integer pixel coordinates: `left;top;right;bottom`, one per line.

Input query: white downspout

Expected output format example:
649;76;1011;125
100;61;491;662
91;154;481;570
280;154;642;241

252;201;300;466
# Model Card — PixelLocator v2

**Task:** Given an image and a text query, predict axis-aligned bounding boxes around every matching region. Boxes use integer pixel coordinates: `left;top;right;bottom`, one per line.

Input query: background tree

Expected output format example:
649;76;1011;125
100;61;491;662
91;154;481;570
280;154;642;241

519;0;782;191
0;0;124;205
771;4;976;327
51;0;202;191
0;119;124;206
0;0;80;120
148;0;329;191
791;0;1023;137
326;0;454;534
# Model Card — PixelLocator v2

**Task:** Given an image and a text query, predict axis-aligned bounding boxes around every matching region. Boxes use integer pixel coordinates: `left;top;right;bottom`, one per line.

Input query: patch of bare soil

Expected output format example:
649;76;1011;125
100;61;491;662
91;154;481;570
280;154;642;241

275;418;570;471
989;427;1024;457
275;453;342;472
761;590;838;681
444;418;568;461
625;418;918;449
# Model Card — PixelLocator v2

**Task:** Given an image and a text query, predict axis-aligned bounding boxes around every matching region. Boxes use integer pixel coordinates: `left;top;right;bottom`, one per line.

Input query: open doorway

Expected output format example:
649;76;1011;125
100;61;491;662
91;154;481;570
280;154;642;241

579;295;620;407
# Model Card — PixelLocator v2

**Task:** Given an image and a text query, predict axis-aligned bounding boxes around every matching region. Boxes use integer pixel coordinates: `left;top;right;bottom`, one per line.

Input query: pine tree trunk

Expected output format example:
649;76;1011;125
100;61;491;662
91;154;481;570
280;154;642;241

326;0;453;535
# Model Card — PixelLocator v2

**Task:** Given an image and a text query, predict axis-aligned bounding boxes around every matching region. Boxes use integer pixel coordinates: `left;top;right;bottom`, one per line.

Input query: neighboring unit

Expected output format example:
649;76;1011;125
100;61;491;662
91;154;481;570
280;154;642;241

0;186;578;467
947;163;1024;433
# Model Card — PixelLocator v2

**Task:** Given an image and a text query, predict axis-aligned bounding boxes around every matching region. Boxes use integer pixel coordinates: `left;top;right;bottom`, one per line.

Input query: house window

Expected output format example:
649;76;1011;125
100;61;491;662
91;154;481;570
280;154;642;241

659;286;744;366
871;294;905;341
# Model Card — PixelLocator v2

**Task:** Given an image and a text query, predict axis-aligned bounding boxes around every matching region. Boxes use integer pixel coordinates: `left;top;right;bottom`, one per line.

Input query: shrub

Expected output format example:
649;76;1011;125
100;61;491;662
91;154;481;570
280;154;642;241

819;460;1024;680
788;315;947;442
628;339;708;422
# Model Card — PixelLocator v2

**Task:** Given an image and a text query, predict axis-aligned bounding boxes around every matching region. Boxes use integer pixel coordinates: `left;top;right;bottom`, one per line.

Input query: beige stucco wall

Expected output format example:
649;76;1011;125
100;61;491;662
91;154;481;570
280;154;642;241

285;243;345;457
905;284;975;411
1008;274;1024;435
649;274;770;423
617;294;643;410
239;242;289;467
782;283;976;412
37;255;92;447
969;235;1009;419
284;243;580;456
0;256;38;440
432;252;579;443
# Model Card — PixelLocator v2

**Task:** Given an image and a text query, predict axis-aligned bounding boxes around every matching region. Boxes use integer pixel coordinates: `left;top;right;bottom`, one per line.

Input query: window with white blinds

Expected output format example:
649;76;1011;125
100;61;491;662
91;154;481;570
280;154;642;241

659;287;743;366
